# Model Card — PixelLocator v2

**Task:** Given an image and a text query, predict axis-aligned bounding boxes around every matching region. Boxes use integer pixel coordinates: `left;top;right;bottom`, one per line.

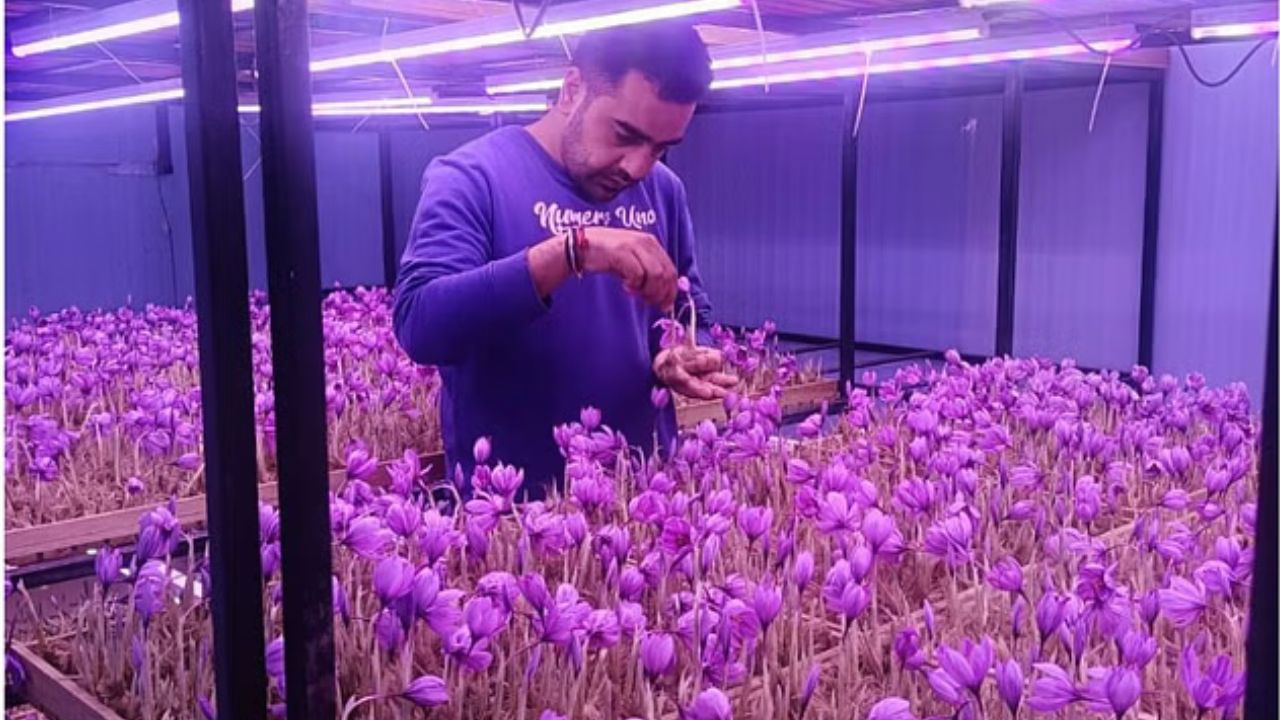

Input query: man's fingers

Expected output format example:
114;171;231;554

675;347;723;376
703;371;739;388
613;248;646;293
633;243;676;311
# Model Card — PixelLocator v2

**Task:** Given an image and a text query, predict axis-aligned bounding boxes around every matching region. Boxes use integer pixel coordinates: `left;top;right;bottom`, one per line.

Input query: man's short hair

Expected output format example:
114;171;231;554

572;23;712;104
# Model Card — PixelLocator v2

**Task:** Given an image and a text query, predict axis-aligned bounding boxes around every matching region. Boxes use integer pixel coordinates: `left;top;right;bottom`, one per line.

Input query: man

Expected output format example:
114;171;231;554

393;23;735;497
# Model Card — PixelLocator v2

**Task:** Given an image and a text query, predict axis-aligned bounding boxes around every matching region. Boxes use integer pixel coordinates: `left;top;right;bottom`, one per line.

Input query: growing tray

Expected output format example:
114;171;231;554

676;379;838;427
9;643;127;720
4;452;446;568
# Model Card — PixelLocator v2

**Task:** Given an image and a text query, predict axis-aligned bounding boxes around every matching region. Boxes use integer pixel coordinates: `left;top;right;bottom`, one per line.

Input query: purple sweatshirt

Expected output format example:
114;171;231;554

393;126;711;497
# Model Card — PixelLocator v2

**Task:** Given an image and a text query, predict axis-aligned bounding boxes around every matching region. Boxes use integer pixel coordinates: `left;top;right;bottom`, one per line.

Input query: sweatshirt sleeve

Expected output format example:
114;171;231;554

393;155;549;366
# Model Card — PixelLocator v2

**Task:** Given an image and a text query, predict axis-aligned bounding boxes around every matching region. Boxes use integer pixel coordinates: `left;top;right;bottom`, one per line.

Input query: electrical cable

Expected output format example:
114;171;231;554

1149;30;1274;88
748;0;770;91
993;6;1275;89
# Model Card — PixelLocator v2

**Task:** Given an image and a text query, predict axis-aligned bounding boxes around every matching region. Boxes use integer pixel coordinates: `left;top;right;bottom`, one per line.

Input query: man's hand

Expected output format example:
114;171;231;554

579;227;678;312
654;345;739;400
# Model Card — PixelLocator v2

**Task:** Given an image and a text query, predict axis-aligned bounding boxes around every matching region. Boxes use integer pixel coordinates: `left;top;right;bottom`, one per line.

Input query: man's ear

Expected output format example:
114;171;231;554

557;67;587;116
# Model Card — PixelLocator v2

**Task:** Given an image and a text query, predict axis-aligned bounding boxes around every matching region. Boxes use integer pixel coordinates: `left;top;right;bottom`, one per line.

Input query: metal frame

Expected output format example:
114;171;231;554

379;130;399;288
174;0;267;717
829;63;1168;375
995;64;1023;358
253;0;339;717
1137;76;1166;369
1244;204;1277;717
838;89;858;392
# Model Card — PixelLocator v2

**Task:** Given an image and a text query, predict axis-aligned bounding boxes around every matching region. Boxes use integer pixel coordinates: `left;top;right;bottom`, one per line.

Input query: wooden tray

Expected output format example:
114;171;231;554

676;379;838;427
9;644;126;720
4;452;446;568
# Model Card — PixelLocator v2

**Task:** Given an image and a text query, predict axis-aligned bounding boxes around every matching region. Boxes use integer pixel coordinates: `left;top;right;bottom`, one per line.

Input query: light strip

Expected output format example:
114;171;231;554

11;0;254;57
4;87;185;122
710;38;1132;90
487;12;988;94
310;0;741;72
1190;3;1278;40
958;0;1030;7
311;101;548;117
1190;20;1279;40
6;88;544;123
709;28;983;69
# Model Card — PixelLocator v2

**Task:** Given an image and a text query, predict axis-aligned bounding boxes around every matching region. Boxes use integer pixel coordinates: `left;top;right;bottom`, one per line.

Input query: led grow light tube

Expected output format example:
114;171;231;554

310;0;741;72
3;81;185;122
486;9;988;94
1190;3;1278;40
5;83;544;123
709;27;1135;90
11;0;254;58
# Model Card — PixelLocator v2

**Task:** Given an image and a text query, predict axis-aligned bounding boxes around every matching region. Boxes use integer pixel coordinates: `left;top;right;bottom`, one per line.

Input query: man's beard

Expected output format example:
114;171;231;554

562;107;632;203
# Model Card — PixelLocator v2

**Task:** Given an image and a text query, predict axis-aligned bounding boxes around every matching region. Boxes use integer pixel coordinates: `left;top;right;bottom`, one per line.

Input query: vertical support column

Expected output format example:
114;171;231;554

838;90;859;392
1244;208;1277;717
1137;76;1165;370
995;64;1023;357
379;131;399;289
253;1;337;717
175;0;267;717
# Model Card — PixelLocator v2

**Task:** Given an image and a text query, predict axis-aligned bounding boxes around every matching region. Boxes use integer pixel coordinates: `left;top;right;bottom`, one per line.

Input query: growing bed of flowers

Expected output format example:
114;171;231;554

4;287;440;528
6;351;1256;720
4;289;818;530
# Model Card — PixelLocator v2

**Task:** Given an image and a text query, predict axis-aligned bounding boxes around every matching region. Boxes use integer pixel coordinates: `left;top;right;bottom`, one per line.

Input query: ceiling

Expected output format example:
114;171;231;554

1;0;1266;107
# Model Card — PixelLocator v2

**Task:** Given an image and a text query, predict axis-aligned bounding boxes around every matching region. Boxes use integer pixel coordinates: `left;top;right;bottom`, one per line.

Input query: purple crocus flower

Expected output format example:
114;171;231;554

133;559;170;626
94;547;122;588
1083;666;1142;717
639;632;675;679
822;561;870;623
401;674;448;708
736;505;773;544
861;508;895;553
1118;629;1157;668
937;637;993;694
651;387;671;409
539;712;568;720
345;446;377;482
616;600;647;636
198;696;216;720
583;608;621;650
867;697;915;720
1181;643;1245;715
928;668;966;707
125;476;146;496
376;608;406;655
265;637;284;678
1159;577;1208;627
1027;663;1080;712
986;557;1023;594
792;551;815;591
923;600;936;638
1139;589;1160;630
373;556;415;605
893;628;925;671
343;516;392;559
385;500;422;538
1036;592;1068;641
620;566;646;602
683;688;731;720
995;659;1023;714
463;595;507;640
751;579;783;630
816;492;859;535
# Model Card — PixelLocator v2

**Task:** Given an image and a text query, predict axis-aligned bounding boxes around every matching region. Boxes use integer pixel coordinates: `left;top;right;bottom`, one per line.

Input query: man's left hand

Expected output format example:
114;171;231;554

654;345;739;400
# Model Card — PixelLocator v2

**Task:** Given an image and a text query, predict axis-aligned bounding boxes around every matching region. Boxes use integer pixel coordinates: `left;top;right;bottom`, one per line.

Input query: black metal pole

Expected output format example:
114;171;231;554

838;90;859;392
995;64;1023;358
379;131;399;289
175;1;267;717
1137;77;1165;370
1244;206;1277;719
253;1;337;717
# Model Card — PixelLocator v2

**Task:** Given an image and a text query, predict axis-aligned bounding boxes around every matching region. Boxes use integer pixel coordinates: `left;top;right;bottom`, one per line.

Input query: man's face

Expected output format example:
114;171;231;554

561;70;697;203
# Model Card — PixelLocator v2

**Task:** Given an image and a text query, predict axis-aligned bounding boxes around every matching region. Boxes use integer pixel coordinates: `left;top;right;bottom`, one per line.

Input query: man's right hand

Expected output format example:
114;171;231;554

578;227;678;312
